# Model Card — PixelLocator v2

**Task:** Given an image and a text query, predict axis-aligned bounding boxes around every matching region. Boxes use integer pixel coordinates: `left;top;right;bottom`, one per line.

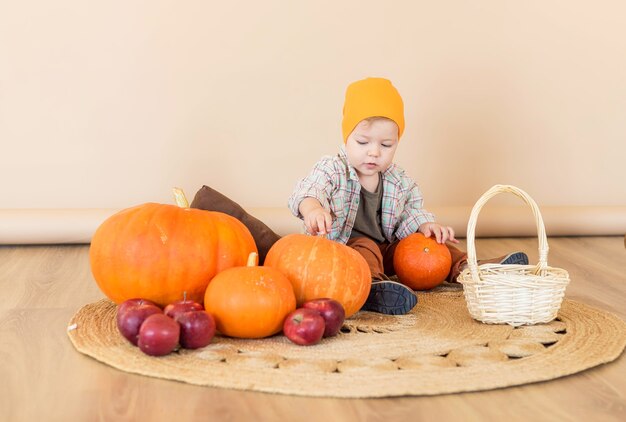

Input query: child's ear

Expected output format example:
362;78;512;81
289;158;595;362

190;185;281;265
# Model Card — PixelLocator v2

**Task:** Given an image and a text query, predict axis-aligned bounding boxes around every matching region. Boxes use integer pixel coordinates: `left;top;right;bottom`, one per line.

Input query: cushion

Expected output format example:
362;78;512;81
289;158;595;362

190;185;281;264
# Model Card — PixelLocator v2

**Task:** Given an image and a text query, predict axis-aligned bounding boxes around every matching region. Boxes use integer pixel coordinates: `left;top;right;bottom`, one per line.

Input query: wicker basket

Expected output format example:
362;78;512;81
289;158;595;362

458;185;570;326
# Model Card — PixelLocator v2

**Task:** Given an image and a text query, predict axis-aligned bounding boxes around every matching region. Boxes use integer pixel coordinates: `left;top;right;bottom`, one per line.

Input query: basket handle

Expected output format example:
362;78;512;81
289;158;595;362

466;184;549;281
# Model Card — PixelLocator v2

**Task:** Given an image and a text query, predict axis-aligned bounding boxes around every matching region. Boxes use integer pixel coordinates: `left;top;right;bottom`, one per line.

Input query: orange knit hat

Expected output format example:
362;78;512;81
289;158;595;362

341;77;405;142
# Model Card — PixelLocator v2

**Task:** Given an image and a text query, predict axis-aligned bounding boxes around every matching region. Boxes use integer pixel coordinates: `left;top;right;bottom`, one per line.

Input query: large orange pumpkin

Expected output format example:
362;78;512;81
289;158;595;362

204;253;296;338
393;233;451;290
264;234;371;317
90;191;257;307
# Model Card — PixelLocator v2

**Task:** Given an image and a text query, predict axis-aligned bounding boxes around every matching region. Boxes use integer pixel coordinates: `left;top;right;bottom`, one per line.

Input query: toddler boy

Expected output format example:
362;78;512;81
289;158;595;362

288;77;528;315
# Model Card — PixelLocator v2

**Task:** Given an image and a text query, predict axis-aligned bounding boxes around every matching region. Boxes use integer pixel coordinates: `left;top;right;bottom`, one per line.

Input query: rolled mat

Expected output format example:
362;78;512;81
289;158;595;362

67;288;626;398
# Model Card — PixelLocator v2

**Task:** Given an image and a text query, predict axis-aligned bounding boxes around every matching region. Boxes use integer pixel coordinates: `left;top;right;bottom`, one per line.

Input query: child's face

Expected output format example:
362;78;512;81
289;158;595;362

345;118;399;180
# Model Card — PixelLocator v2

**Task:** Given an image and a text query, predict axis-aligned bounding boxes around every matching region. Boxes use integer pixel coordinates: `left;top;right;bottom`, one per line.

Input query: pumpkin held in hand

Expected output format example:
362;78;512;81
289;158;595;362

264;234;370;317
89;189;257;307
393;233;452;290
204;253;296;339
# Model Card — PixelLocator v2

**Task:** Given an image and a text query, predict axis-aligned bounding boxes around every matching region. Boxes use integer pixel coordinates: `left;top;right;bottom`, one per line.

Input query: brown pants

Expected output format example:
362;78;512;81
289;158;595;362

346;237;467;283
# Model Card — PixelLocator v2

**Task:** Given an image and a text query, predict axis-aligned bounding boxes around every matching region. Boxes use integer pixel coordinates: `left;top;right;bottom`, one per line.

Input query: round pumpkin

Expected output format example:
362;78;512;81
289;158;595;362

264;234;371;317
90;201;257;307
204;253;296;339
393;233;452;290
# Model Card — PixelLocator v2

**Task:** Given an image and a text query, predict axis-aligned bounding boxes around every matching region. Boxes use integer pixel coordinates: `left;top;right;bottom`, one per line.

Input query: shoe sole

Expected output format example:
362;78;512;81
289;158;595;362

361;281;418;315
500;252;529;266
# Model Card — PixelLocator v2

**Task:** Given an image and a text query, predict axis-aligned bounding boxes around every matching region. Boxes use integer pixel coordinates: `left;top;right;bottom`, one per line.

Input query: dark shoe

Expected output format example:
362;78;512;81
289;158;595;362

361;280;418;315
499;252;529;265
477;251;529;266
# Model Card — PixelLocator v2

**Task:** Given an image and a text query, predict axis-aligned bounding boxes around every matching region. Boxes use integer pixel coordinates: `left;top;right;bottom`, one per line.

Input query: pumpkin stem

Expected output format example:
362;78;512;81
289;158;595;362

247;252;258;267
172;187;190;208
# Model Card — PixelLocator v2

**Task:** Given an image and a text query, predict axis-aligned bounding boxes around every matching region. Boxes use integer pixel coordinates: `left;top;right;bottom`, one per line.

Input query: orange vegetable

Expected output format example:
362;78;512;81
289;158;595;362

393;233;451;290
264;234;371;317
204;253;296;338
90;189;257;307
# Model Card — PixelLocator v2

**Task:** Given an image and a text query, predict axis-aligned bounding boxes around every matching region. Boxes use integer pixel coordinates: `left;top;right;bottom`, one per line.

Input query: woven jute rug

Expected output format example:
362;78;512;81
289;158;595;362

67;287;626;398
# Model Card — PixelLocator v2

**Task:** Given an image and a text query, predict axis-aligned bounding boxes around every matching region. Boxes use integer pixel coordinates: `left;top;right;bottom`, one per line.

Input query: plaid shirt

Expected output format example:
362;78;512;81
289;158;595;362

288;148;435;244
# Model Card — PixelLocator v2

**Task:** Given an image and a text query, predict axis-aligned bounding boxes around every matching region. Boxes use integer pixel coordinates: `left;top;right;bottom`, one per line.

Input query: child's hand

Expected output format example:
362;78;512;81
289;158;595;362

418;223;459;244
303;208;333;236
299;197;333;236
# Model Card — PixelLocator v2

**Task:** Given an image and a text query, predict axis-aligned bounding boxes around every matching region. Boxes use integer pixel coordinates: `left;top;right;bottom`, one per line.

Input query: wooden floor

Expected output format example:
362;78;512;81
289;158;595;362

1;237;625;421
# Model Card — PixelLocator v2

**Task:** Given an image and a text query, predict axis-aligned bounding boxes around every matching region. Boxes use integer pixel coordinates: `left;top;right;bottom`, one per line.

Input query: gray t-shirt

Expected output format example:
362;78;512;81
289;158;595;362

349;175;386;243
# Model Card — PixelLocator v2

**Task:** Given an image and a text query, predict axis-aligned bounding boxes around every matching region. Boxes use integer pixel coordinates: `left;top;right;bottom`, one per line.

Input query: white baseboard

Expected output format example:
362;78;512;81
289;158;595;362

1;206;625;244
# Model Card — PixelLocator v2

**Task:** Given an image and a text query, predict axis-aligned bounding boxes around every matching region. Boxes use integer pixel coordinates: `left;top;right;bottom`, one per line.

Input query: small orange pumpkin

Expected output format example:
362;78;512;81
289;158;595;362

264;234;371;317
204;253;296;339
393;233;452;290
89;189;257;307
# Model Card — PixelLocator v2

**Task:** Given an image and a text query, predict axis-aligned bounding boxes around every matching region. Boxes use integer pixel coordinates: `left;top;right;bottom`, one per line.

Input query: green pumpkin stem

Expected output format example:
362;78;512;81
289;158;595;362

173;187;190;208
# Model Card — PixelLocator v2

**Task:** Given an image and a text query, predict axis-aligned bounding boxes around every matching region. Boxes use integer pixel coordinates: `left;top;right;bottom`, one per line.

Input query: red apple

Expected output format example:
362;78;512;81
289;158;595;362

116;299;162;346
283;308;325;346
137;313;180;356
176;311;216;349
302;298;345;337
117;298;159;318
163;299;203;320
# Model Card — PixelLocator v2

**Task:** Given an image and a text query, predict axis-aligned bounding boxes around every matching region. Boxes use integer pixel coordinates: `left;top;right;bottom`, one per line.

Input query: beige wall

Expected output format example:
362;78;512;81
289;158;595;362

1;1;625;240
